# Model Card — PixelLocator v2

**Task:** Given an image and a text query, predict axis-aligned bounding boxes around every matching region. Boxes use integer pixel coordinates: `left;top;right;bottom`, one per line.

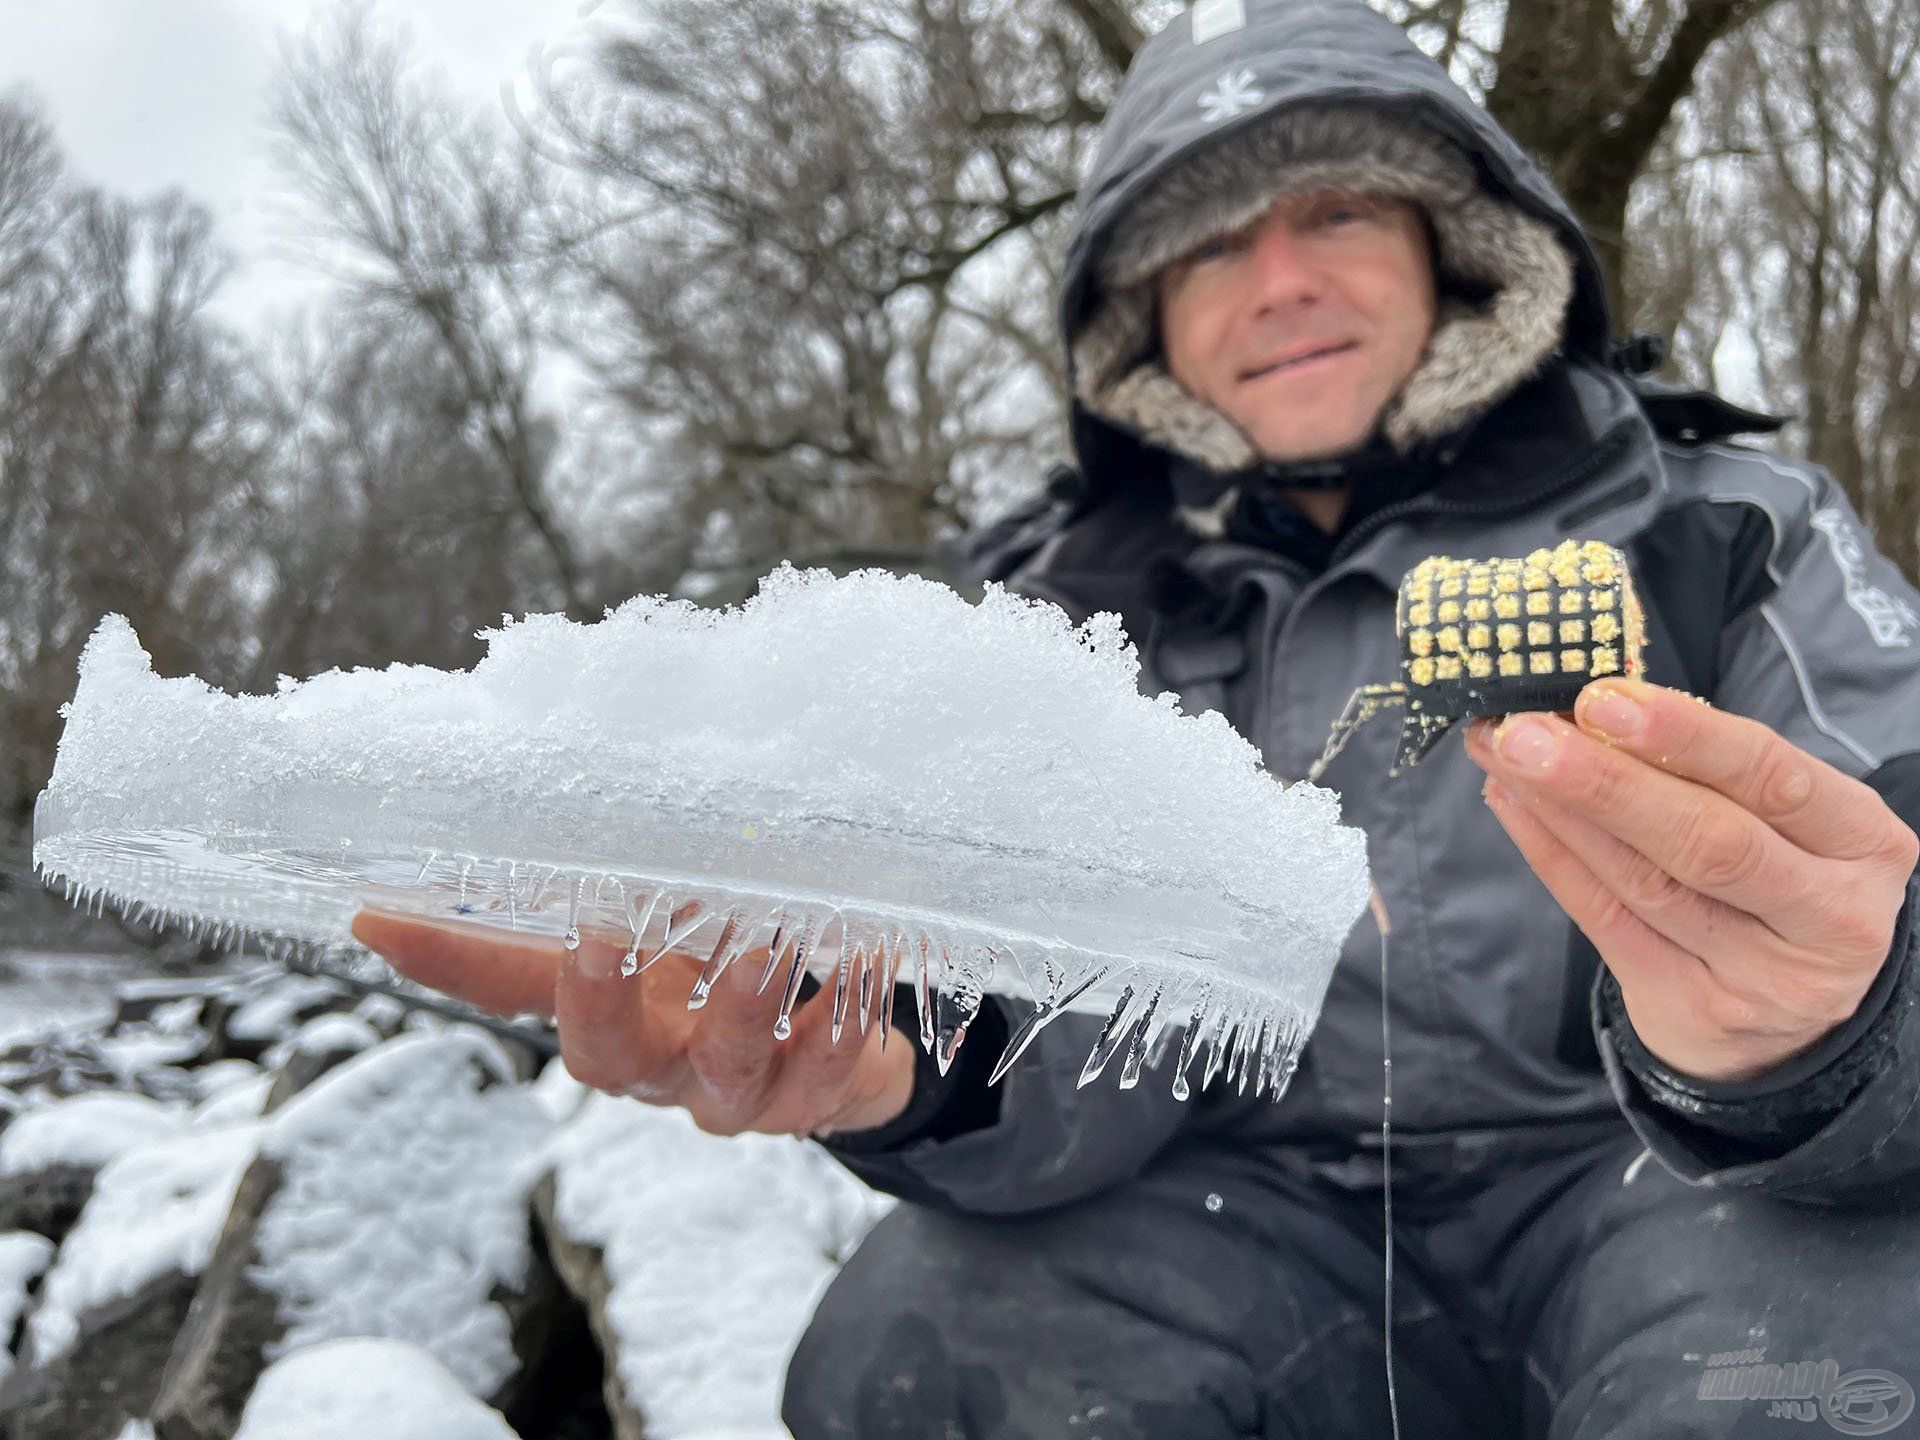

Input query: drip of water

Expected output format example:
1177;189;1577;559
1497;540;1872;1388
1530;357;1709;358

772;909;824;1039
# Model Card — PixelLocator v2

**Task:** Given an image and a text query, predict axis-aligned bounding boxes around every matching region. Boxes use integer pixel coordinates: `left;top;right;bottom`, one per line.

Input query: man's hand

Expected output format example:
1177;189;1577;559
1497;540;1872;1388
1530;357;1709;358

349;909;919;1138
1464;676;1920;1085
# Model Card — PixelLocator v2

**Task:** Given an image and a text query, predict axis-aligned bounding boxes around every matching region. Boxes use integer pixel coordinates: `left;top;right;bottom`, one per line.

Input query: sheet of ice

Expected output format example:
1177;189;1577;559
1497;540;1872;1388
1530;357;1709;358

0;1231;57;1388
233;1338;518;1440
250;1030;553;1397
0;1091;187;1176
22;1121;258;1365
34;565;1372;1099
539;1073;891;1437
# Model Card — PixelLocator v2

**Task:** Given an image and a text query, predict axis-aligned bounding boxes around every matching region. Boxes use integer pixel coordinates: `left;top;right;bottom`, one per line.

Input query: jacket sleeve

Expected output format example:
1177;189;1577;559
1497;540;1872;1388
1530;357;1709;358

1593;454;1920;1206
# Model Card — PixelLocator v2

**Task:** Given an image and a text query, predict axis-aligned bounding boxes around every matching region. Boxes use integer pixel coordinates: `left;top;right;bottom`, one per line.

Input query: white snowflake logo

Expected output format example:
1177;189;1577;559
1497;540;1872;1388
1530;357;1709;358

1197;67;1264;124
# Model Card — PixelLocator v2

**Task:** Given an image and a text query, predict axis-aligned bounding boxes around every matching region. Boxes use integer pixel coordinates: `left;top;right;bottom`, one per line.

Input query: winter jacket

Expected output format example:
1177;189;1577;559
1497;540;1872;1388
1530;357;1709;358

818;0;1920;1214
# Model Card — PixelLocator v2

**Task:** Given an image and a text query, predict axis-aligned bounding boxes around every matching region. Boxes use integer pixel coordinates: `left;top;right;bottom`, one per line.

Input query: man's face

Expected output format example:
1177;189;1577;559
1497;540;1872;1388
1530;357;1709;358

1156;190;1438;463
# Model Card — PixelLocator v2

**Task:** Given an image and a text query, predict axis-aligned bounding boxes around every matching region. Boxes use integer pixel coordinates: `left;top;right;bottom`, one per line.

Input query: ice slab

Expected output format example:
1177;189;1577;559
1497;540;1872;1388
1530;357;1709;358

33;564;1370;1099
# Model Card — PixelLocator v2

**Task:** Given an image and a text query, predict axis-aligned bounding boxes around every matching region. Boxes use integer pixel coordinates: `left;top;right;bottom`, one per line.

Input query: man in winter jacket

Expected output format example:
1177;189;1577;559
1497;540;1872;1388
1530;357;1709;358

778;2;1920;1436
352;1;1920;1435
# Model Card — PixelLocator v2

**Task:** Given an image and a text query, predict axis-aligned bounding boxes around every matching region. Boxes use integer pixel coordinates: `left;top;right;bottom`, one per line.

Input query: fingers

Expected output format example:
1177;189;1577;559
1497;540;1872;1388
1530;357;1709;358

1467;710;1837;941
677;943;792;1131
1484;775;1791;978
1479;774;1710;1012
1571;678;1915;869
743;950;893;1135
351;908;562;1019
553;937;695;1097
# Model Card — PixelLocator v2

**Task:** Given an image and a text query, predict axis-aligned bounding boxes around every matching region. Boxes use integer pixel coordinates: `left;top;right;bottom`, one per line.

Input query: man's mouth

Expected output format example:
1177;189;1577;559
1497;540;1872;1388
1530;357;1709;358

1240;342;1359;383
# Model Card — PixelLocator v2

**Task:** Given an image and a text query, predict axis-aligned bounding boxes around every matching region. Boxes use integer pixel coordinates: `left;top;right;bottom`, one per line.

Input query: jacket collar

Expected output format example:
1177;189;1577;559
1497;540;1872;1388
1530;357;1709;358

1143;360;1669;619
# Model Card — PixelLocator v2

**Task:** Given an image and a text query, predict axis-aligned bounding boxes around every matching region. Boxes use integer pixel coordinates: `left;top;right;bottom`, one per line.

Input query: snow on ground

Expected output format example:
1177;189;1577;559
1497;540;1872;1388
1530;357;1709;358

0;1231;57;1387
0;1091;187;1175
251;1030;553;1397
22;1121;259;1365
234;1337;518;1440
259;1011;382;1068
0;951;129;1047
539;1070;893;1437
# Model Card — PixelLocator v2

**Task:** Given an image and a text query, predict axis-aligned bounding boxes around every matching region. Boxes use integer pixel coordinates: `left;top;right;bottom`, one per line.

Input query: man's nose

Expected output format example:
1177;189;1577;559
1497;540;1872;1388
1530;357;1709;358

1246;218;1320;307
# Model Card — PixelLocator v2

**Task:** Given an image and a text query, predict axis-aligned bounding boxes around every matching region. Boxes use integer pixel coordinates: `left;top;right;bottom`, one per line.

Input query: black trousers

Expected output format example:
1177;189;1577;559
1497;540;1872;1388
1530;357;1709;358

783;1116;1920;1438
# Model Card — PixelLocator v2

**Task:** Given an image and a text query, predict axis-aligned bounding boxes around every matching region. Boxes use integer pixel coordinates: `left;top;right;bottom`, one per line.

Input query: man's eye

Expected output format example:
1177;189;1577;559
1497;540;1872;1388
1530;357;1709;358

1190;236;1235;263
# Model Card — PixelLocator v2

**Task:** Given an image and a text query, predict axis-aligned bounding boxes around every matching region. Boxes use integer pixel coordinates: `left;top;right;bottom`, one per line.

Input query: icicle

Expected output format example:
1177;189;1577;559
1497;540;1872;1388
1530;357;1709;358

1076;978;1149;1089
456;860;474;915
687;904;758;1006
772;909;824;1040
1169;990;1215;1101
758;910;792;995
856;940;875;1035
932;944;991;1076
876;930;904;1053
624;887;664;976
830;940;857;1043
986;961;1110;1087
506;861;520;929
655;899;707;961
1114;982;1164;1090
413;851;440;886
913;933;942;1054
563;873;584;951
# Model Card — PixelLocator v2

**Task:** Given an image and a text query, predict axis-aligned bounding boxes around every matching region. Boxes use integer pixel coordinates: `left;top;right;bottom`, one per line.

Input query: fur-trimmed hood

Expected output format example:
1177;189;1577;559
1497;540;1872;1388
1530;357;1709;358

1057;0;1616;499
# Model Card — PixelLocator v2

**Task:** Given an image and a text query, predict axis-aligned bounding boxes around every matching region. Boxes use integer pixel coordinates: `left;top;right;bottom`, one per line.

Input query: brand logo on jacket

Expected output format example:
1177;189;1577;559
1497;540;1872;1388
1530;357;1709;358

1812;508;1918;648
1695;1350;1914;1434
1197;67;1264;124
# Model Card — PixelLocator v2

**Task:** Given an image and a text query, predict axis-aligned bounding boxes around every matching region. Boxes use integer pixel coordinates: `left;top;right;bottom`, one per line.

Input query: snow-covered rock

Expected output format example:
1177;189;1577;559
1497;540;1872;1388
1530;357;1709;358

534;1074;892;1439
0;1233;55;1389
1;1123;256;1440
0;1093;189;1243
151;1031;559;1439
233;1338;518;1440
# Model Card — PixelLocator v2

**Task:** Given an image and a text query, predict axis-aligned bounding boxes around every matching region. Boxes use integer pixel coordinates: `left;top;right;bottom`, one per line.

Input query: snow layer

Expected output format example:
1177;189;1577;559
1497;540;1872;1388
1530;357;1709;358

0;1091;186;1176
23;1122;257;1364
33;567;1369;1060
539;1071;890;1437
234;1338;518;1440
0;1231;56;1387
249;1030;552;1397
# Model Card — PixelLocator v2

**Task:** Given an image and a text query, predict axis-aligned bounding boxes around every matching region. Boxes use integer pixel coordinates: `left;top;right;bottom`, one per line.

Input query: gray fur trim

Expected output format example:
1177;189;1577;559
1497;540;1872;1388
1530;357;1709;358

1072;102;1576;485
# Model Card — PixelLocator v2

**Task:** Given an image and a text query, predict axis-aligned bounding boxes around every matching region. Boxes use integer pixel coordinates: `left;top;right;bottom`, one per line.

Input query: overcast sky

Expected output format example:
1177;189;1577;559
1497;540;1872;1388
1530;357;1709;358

1;0;602;333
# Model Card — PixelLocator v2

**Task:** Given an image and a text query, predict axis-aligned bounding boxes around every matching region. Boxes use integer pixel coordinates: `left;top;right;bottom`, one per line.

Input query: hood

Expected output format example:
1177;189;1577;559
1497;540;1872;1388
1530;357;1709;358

1057;0;1615;491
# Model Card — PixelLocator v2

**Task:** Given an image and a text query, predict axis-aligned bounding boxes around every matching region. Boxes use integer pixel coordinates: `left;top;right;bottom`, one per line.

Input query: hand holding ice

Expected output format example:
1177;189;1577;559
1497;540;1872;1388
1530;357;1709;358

34;564;1371;1099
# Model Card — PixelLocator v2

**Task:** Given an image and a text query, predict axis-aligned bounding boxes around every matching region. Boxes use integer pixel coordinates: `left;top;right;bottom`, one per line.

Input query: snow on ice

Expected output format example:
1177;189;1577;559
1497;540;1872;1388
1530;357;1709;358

33;565;1371;1100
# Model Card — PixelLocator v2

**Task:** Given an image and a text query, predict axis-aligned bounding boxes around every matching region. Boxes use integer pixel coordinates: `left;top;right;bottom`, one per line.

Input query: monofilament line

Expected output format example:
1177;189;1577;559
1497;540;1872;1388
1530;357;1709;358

1372;889;1401;1440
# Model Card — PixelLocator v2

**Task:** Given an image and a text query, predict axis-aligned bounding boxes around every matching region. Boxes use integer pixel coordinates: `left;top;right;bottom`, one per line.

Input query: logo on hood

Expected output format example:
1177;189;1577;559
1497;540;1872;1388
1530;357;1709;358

1197;68;1265;124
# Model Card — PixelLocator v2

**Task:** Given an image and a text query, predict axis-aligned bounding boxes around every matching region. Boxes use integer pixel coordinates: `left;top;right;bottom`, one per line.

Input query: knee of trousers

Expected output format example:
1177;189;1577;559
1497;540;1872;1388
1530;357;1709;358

781;1204;1014;1438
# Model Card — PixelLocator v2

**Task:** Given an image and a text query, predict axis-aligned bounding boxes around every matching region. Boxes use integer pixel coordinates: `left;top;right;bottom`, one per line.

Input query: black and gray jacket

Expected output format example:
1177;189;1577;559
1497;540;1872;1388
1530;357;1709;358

818;0;1920;1214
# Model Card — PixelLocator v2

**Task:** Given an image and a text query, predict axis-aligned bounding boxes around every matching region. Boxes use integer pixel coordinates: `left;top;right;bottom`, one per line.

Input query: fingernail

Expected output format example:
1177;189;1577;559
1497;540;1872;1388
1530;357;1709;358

1493;716;1557;767
1484;777;1520;808
1580;683;1643;739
